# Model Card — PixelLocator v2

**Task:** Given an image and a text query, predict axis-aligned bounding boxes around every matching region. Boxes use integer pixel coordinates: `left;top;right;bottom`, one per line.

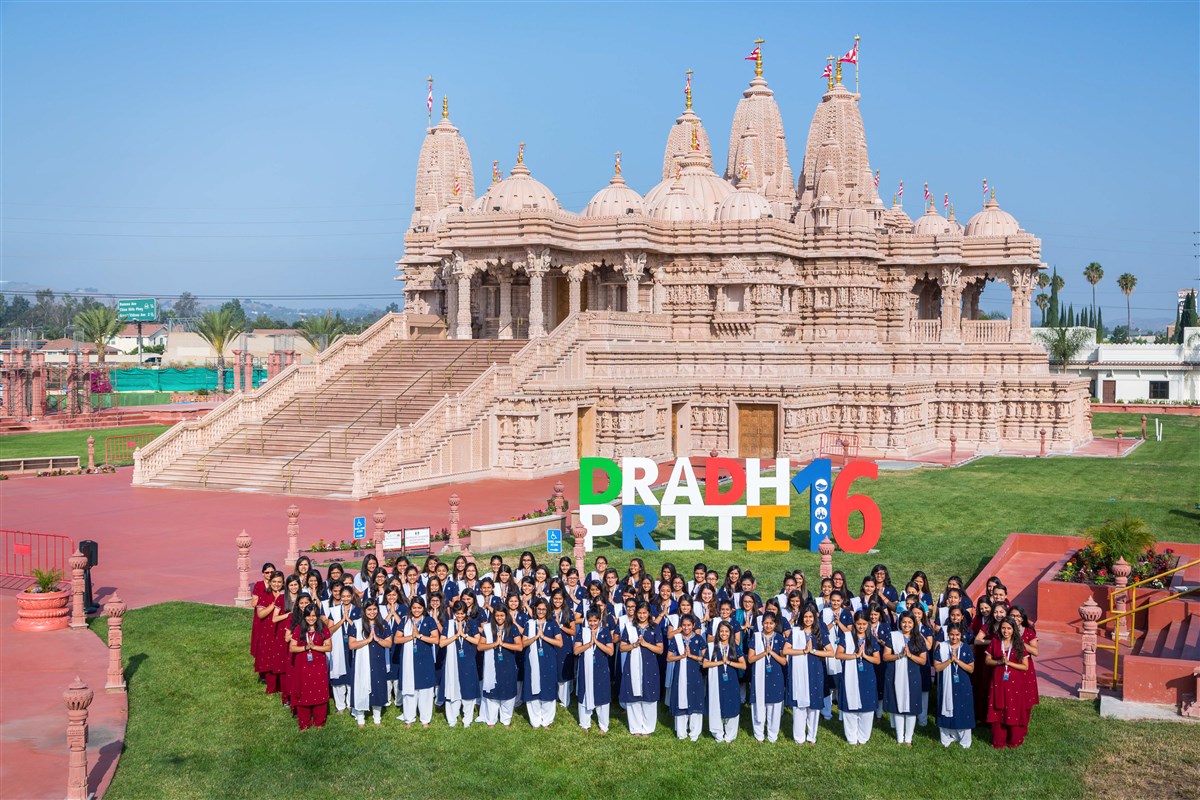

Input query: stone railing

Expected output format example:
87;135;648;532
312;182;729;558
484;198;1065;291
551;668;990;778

962;319;1011;343
133;314;408;484
911;320;941;342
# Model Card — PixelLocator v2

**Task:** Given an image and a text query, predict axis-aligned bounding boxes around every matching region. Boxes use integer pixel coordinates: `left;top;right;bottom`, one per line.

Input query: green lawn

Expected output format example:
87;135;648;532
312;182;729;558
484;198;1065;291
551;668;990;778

86;411;1200;799
91;602;1198;800
0;425;169;464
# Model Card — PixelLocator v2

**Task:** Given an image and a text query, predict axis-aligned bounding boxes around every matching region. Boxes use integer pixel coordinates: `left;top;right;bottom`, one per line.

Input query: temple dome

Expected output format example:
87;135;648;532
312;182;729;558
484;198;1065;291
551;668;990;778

583;174;644;217
644;149;734;220
411;110;475;227
726;75;794;205
965;195;1021;237
881;197;913;233
646;178;701;222
796;82;881;212
716;184;773;222
912;203;958;236
479;159;561;213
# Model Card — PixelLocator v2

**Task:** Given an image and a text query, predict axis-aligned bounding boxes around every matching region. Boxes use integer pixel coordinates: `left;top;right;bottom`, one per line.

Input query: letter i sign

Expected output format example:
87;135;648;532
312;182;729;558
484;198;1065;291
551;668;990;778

791;459;881;553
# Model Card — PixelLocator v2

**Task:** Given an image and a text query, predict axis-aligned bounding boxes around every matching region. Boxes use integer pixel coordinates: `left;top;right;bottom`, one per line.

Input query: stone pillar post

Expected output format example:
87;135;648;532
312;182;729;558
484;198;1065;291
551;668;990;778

621;252;645;314
31;352;47;415
552;480;566;515
528;267;547;338
938;267;963;344
3;363;15;416
285;504;300;572
1140;415;1147;440
948;433;957;465
446;493;461;553
651;268;665;314
1009;267;1035;343
373;509;386;565
1116;428;1123;454
232;350;243;393
87;436;95;471
64;677;94;800
235;530;253;607
103;595;127;692
455;271;473;340
572;523;587;577
566;267;583;317
66;350;79;415
445;276;458;338
69;550;89;629
266;352;280;379
1039;428;1047;457
1112;557;1132;640
1078;597;1102;699
818;538;835;579
498;269;514;340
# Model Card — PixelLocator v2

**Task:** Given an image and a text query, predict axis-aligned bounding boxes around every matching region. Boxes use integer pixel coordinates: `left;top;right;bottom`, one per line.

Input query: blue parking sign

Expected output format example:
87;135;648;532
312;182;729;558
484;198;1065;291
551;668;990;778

353;516;367;540
546;528;562;554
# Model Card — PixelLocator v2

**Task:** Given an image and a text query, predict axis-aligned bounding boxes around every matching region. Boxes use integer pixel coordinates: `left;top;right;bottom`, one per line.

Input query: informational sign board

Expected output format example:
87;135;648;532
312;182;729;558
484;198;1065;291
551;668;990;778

353;516;367;540
546;528;562;554
381;530;404;550
117;298;157;322
404;527;431;549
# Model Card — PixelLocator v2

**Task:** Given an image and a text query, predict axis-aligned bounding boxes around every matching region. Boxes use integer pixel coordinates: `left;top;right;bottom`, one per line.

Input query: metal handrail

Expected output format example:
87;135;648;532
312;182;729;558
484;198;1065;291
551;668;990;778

439;340;479;391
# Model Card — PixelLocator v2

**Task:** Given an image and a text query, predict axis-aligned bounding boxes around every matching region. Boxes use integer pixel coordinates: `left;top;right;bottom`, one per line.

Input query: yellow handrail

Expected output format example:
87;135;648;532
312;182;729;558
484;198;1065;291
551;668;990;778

1110;557;1199;647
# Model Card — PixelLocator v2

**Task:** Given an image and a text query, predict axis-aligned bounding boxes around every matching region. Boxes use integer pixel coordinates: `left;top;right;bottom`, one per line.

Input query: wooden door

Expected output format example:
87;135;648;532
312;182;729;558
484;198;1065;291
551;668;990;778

554;275;569;329
1102;381;1116;403
577;406;596;459
737;404;777;458
671;403;680;455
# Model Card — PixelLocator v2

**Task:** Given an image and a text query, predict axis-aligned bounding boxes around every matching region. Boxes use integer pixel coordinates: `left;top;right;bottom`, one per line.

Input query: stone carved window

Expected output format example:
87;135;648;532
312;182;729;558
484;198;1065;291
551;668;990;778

724;285;747;313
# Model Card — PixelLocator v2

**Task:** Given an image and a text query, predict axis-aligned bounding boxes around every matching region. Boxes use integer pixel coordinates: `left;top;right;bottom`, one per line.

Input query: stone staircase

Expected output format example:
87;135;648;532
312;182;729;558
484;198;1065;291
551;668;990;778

138;327;523;496
1120;558;1200;708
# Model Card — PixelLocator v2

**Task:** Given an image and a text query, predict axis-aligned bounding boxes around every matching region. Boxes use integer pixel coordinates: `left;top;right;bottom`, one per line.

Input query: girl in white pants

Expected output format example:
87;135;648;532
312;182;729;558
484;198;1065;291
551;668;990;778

441;601;480;728
883;613;928;745
783;608;833;745
703;622;746;743
836;612;882;745
574;610;614;734
479;607;523;728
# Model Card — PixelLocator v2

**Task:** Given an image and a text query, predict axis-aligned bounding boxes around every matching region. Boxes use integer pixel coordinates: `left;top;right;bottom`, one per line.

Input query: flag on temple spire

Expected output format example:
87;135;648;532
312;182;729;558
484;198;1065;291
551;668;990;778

746;45;761;62
897;180;904;198
873;170;880;188
839;40;858;64
944;193;950;209
426;79;433;115
822;62;832;80
982;178;989;198
923;183;931;201
453;176;460;196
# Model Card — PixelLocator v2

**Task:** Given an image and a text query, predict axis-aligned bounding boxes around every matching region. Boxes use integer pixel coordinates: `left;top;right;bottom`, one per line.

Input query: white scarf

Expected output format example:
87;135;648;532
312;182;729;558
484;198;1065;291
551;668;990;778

789;629;810;708
824;610;841;675
707;642;729;730
526;619;543;696
401;617;417;696
580;626;597;710
938;642;956;718
891;631;911;712
481;625;497;692
937;606;950;628
351;621;374;711
326;602;348;680
842;635;863;711
625;620;642;695
752;631;768;721
443;618;462;703
673;634;689;702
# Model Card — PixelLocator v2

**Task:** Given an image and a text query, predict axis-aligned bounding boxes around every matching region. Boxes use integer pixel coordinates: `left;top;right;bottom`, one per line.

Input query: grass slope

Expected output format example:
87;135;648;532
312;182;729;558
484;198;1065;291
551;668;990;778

0;425;169;463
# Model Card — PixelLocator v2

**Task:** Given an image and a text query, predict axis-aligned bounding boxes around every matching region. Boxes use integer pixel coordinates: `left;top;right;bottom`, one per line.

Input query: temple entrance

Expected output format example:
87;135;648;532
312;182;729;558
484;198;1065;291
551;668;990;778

577;406;596;459
671;403;685;455
1102;381;1116;403
736;404;777;458
553;275;589;328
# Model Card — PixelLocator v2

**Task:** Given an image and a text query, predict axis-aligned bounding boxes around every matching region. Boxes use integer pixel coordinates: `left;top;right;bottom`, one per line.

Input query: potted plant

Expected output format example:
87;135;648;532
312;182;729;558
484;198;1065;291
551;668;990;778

13;568;72;632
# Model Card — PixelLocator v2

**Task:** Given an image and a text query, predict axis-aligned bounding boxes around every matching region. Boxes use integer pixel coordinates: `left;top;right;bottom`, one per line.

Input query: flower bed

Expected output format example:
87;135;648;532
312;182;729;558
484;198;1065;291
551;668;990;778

1054;545;1178;588
35;466;119;478
309;538;377;553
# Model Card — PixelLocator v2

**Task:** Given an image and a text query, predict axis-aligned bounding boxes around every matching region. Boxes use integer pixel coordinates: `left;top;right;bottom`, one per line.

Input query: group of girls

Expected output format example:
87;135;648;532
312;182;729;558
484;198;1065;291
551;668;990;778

249;551;1038;748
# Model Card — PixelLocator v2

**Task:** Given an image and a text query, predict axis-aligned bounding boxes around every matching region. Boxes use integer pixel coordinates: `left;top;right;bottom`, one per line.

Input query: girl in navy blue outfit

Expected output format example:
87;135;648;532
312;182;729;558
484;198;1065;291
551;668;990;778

574;608;614;733
349;601;392;726
783;605;830;744
620;600;663;736
883;611;928;745
441;600;480;727
396;596;440;727
550;589;577;708
322;584;358;714
747;612;787;743
666;614;706;741
524;598;563;728
479;606;523;727
703;620;745;743
934;622;976;748
836;611;881;745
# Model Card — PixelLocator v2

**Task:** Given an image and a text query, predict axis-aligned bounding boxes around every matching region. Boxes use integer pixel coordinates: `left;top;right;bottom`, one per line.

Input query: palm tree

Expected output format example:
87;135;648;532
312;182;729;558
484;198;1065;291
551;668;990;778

1083;261;1103;320
1035;325;1093;373
1037;272;1050;290
73;305;122;368
1035;293;1049;326
1116;273;1137;334
194;307;245;391
296;311;347;353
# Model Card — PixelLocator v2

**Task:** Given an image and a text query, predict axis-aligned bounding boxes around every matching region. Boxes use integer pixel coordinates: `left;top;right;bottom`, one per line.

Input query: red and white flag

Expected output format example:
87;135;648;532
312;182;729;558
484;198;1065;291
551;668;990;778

453;176;460;196
923;183;931;201
839;41;858;65
746;46;761;62
873;170;880;188
822;62;832;80
685;72;691;97
427;83;433;115
982;179;989;197
943;193;950;209
897;180;904;198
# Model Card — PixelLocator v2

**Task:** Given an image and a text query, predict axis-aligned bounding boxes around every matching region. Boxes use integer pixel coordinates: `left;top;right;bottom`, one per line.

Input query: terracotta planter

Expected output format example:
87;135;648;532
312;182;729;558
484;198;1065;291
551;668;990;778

13;588;71;632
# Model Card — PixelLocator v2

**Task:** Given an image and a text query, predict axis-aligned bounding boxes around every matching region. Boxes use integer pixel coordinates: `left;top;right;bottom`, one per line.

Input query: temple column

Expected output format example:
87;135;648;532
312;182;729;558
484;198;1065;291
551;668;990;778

566;265;584;317
621;252;646;314
498;267;514;340
651;268;665;313
939;267;963;343
1010;267;1035;343
528;268;547;337
455;270;472;340
445;277;458;337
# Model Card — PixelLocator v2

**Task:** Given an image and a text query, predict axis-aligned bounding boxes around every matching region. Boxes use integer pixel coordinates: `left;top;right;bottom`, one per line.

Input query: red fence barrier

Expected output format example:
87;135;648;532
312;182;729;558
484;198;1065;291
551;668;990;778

818;433;860;467
1;529;74;582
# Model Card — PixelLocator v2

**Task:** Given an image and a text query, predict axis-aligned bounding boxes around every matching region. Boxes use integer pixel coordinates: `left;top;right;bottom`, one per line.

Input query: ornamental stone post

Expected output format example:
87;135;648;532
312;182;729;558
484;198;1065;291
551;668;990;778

446;493;461;554
498;264;514;340
64;676;94;800
572;523;587;577
552;480;566;515
455;271;473;340
103;595;127;692
528;267;547;338
69;549;89;629
948;433;957;465
86;436;95;471
566;267;584;317
1078;597;1102;699
373;509;386;564
1039;428;1047;457
285;505;300;572
1140;415;1147;439
1112;557;1132;640
818;538;835;579
1116;428;1123;454
235;530;253;607
232;349;243;393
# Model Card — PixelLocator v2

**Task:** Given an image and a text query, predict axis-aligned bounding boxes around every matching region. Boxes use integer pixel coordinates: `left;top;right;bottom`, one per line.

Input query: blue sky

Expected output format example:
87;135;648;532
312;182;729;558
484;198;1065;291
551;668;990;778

2;1;1197;324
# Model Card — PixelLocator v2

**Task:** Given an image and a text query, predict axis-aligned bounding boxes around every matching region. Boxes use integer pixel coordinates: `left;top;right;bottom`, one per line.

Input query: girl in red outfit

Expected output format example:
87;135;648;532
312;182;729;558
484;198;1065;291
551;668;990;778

1008;605;1041;711
985;617;1032;748
250;562;276;660
289;605;332;729
254;571;287;693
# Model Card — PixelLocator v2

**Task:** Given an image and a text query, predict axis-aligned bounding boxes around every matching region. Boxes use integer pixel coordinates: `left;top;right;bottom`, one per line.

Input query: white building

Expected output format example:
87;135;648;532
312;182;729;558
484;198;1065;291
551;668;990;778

1045;327;1200;402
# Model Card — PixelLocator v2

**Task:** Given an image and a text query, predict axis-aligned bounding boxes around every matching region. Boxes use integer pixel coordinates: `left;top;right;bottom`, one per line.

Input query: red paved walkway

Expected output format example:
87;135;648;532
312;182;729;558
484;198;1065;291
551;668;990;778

0;593;126;800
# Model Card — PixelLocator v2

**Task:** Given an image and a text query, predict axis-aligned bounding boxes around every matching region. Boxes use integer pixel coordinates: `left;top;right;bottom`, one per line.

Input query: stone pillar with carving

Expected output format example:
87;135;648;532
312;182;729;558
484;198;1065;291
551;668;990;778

446;493;461;553
552;480;566;515
69;549;88;629
285;504;300;572
267;352;282;379
232;350;243;393
566;265;584;318
235;530;253;607
455;270;473;340
818;538;835;579
498;265;514;340
87;436;95;471
1039;428;1047;457
938;267;963;343
572;523;587;577
622;252;645;314
103;595;127;692
373;509;386;564
1078;597;1102;699
64;677;94;800
527;253;548;338
1112;557;1132;640
1009;267;1036;343
445;269;458;338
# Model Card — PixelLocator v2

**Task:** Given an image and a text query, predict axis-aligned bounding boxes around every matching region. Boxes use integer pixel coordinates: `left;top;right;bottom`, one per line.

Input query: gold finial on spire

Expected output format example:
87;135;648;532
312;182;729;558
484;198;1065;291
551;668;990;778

835;56;843;85
754;39;764;77
739;159;748;181
990;187;996;200
442;95;448;119
517;142;525;165
492;160;500;184
614;151;622;176
691;124;699;152
827;56;836;90
949;202;956;217
892;194;898;205
684;69;693;110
